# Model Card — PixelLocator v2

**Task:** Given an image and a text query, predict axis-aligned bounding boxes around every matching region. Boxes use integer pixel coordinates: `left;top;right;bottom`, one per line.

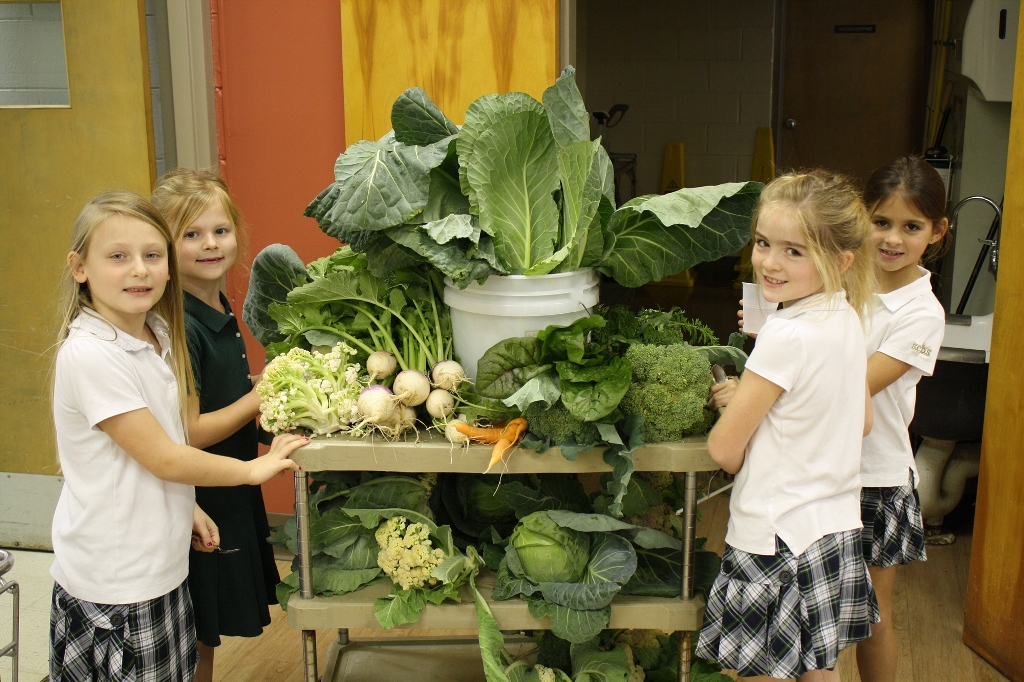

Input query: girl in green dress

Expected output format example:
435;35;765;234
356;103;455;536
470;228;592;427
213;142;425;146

153;171;277;682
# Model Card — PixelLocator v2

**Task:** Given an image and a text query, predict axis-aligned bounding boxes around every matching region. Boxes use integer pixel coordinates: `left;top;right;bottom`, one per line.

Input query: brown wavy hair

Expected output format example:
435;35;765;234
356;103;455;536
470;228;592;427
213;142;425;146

56;191;196;434
752;169;876;320
863;156;951;264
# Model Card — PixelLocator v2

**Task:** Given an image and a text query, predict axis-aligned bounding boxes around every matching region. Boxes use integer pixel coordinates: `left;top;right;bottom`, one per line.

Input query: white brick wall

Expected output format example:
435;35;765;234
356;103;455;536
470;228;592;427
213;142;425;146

0;2;70;106
584;0;776;194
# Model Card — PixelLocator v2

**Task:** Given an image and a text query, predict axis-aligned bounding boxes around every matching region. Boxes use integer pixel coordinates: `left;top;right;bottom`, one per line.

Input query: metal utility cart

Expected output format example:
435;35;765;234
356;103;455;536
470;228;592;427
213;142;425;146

287;435;716;682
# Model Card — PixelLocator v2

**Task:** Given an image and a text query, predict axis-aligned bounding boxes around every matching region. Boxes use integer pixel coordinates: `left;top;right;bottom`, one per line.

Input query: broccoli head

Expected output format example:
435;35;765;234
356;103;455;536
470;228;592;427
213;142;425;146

524;400;602;449
619;343;714;442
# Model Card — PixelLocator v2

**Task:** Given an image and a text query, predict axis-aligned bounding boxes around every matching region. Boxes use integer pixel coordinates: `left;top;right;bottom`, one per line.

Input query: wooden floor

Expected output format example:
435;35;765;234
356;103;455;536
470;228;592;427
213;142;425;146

213;494;1012;682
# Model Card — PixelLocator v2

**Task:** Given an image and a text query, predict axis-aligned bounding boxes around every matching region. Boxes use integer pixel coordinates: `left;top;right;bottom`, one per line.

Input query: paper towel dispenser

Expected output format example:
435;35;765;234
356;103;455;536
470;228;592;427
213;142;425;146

962;0;1020;102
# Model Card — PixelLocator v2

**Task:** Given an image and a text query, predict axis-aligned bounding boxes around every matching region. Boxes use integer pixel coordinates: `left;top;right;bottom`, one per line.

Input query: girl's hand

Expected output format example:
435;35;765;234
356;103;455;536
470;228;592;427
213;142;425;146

192;503;220;552
251;372;263;387
738;299;757;339
244;383;262;417
248;433;307;485
708;377;739;410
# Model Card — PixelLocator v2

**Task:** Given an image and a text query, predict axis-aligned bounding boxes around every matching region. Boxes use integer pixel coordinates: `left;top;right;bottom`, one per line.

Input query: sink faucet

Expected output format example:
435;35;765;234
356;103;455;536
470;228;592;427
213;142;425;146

951;196;1002;314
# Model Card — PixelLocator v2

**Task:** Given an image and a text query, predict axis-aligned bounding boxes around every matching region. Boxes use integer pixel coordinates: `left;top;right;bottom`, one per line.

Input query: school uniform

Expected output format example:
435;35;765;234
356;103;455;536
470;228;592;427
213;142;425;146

183;292;279;648
50;311;198;682
861;267;944;567
696;292;879;679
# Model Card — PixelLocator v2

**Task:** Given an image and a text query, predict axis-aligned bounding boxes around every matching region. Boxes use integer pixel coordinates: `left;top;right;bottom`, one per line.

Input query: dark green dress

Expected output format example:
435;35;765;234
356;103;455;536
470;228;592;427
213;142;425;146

184;292;278;648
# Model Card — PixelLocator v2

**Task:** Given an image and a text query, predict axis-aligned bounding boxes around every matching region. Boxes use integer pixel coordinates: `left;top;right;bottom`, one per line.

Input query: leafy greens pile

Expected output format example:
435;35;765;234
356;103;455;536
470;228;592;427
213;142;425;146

303;67;761;289
472;306;747;515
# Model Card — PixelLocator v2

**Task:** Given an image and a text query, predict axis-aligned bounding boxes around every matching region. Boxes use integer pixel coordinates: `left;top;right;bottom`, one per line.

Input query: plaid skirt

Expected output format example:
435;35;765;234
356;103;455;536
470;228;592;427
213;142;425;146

50;580;198;682
696;530;879;679
861;472;927;568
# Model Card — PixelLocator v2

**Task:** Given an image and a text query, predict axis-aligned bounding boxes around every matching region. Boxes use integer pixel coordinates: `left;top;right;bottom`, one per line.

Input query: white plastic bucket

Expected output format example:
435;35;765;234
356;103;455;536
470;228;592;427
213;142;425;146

443;270;600;380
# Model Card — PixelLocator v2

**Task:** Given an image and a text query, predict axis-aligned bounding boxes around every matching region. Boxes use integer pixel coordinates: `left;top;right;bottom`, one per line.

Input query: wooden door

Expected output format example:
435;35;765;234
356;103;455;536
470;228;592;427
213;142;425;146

962;11;1024;680
778;0;929;182
341;0;560;145
0;0;154;478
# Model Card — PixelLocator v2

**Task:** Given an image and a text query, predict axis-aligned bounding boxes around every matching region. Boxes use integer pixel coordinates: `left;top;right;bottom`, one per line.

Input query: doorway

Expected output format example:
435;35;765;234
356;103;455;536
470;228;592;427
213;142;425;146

776;0;931;182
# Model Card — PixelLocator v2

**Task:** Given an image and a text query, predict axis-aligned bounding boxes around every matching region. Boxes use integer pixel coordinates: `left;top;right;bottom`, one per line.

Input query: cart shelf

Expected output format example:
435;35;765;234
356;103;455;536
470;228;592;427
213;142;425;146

287;570;706;633
289;434;714;682
292;432;718;474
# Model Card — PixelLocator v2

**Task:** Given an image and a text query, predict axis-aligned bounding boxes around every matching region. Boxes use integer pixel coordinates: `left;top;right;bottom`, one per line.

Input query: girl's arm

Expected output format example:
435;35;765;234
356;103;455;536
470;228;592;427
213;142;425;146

187;390;262;450
707;370;783;474
867;351;912;396
98;407;304;486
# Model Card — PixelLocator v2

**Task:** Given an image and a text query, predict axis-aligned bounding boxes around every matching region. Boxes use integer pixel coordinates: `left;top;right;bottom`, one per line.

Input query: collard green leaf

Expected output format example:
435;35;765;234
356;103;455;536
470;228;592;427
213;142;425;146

528;599;610;644
600;182;763;287
319;138;448;237
423;213;480;244
543;509;683;549
467;233;510;276
422;136;471;222
362;234;424;279
501;370;561;413
385;224;493;288
579;194;615;269
342;475;431;513
691;344;749;373
603;413;645;517
526;139;602;275
320;531;379;570
475;336;550;399
243;244;310;346
559;356;632;422
315;565;383;595
343;507;436;531
466;109;560;272
492;476;592;520
620;545;682;597
458;92;545;214
542;66;590;149
539;579;621;611
390;87;459;146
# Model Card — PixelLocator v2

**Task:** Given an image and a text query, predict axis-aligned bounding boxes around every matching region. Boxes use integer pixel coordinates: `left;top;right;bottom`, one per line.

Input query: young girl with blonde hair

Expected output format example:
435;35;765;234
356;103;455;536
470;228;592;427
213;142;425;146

854;157;948;682
698;170;879;680
152;169;275;682
49;190;306;681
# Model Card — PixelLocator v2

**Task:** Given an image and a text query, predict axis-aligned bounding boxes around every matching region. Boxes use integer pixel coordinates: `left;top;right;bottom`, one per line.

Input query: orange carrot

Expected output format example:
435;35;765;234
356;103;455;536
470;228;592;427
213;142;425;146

453;422;505;444
484;418;529;473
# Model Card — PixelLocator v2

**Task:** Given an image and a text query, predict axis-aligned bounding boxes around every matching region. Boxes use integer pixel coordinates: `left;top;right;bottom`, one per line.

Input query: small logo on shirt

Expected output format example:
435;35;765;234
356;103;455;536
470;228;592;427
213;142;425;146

910;342;932;357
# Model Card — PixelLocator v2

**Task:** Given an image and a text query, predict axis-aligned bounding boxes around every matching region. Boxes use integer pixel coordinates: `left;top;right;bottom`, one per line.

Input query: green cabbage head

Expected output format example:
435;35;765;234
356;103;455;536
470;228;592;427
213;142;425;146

511;511;590;583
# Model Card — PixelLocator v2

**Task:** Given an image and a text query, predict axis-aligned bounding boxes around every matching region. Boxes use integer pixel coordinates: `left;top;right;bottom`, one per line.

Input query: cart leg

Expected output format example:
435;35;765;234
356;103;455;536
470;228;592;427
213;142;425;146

295;471;318;682
677;630;692;682
677;472;698;682
337;628;349;646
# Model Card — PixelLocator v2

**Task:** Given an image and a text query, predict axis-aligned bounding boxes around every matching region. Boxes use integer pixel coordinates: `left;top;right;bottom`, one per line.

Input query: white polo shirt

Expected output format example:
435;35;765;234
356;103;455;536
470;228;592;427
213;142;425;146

51;311;195;604
726;292;866;556
862;267;945;488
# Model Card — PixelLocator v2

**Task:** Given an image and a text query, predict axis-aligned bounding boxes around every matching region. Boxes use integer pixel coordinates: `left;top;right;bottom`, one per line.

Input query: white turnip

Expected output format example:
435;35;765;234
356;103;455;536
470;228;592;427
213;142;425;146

424;389;455;419
366;351;397;381
392;370;431;406
445;416;469;445
358;384;396;424
431;360;467;392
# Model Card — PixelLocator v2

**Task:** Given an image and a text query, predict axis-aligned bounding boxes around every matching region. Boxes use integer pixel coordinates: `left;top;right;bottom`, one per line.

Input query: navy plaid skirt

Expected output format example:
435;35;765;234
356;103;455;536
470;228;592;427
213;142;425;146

695;530;879;678
860;472;927;568
50;580;198;682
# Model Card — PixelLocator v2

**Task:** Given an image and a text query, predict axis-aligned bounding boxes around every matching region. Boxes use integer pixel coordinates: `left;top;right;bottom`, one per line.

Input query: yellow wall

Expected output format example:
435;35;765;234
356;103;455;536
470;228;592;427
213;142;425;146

341;0;559;145
0;0;154;474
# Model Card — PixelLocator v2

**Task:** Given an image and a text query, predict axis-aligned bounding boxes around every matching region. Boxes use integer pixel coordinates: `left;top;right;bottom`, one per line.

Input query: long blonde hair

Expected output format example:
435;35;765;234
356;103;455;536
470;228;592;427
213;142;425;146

151;168;248;257
752;170;876;320
56;191;196;432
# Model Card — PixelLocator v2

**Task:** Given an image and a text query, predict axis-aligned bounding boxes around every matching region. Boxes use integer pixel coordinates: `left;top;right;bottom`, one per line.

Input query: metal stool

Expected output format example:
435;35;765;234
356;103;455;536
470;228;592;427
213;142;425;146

0;550;18;682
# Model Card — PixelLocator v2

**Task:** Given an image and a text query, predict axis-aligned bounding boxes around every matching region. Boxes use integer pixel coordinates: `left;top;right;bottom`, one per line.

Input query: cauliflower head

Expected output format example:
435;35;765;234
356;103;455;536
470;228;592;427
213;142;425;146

524;400;601;449
618;344;714;442
257;343;363;436
375;515;446;590
624;503;677;537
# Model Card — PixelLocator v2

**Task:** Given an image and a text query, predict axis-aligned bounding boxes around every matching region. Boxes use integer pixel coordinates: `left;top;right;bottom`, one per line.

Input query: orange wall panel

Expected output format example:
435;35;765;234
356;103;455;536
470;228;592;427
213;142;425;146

210;0;346;512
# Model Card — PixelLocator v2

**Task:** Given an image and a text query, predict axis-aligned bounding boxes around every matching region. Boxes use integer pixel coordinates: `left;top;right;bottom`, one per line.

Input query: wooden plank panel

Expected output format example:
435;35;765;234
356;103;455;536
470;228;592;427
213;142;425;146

0;0;154;476
341;0;559;145
963;9;1024;681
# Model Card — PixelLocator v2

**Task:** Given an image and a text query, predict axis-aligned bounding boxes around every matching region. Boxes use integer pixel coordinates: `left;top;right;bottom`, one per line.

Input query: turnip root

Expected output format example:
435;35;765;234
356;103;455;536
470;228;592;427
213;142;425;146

366;351;397;381
392;370;431;406
358;384;396;425
424;389;455;419
398;405;418;432
431;360;467;392
445;416;469;445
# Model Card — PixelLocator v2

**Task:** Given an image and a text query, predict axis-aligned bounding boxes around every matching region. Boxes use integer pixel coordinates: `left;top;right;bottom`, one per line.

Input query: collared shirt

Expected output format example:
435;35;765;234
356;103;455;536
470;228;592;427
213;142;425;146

862;267;945;487
726;292;866;556
51;311;194;604
183;292;261;518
